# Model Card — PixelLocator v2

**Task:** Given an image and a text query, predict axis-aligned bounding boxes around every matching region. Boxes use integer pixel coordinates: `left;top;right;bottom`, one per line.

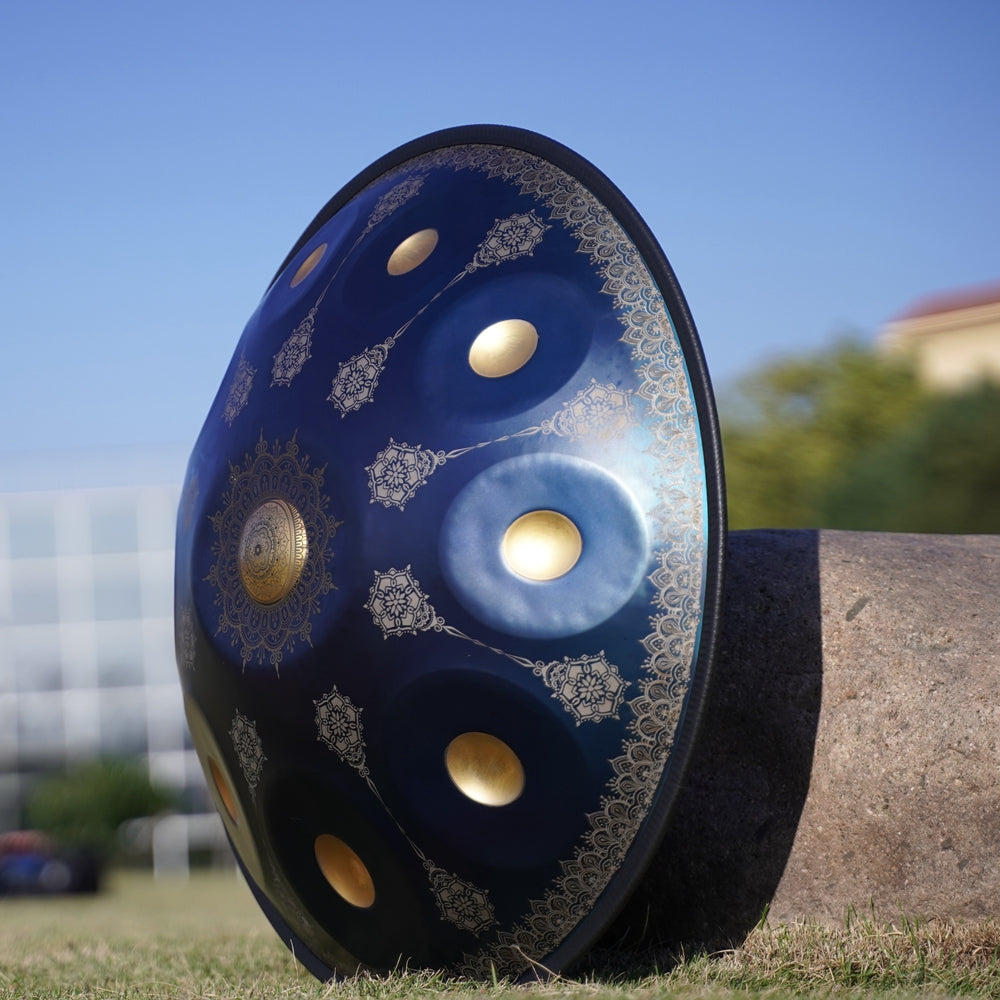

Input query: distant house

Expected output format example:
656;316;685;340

879;280;1000;391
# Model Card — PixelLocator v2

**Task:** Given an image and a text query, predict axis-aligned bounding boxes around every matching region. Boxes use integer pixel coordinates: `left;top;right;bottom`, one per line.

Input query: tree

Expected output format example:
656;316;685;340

822;382;1000;533
24;758;175;861
720;341;930;529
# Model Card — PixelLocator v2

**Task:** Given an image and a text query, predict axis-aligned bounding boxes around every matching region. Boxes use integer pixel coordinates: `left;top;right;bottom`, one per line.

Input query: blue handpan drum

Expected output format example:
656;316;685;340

174;125;725;979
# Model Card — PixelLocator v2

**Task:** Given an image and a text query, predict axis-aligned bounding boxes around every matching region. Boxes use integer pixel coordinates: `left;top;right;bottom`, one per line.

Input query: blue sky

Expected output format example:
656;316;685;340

1;0;997;484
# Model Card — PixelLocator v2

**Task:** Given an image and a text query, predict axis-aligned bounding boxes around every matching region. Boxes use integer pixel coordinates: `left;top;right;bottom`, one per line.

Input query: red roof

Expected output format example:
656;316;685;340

894;279;1000;322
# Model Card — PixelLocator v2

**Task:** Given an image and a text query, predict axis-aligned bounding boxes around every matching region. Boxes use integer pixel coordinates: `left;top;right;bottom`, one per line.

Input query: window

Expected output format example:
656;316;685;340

10;565;59;625
96;622;145;687
90;504;138;555
8;508;56;559
93;557;142;621
14;626;62;692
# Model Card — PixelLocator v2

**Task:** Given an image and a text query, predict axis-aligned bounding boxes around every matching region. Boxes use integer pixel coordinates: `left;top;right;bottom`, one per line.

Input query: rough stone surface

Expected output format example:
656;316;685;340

601;529;1000;951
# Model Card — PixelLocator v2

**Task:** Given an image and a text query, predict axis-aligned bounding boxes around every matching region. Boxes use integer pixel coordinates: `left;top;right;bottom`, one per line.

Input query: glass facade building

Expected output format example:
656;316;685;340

0;476;204;833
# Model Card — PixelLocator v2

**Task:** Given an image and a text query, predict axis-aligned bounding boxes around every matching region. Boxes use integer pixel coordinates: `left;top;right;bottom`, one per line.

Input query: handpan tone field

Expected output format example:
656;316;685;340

174;125;725;979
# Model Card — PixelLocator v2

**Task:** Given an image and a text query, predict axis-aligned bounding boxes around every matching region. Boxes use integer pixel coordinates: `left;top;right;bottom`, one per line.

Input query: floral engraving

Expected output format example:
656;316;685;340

314;680;495;936
222;356;255;426
364;566;441;637
271;308;316;387
366;440;446;510
365;567;627;723
391;145;708;979
326;340;392;415
207;434;341;672
272;175;426;388
230;711;265;799
315;687;367;776
328;212;550;416
366;381;635;511
471;210;546;268
540;652;628;724
426;864;496;934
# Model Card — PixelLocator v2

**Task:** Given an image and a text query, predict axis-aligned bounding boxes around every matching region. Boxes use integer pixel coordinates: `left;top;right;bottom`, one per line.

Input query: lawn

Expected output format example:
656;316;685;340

0;870;998;999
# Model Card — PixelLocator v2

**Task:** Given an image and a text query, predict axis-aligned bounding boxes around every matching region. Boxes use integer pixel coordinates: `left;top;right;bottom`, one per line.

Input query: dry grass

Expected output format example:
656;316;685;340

0;872;998;998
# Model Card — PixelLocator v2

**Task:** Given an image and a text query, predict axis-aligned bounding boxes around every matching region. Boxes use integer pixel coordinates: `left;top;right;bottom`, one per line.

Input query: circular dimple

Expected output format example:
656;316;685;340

209;758;239;824
468;319;539;378
386;228;439;275
501;510;582;581
445;732;525;806
183;696;264;886
440;454;649;639
238;498;308;605
314;834;376;908
290;243;327;287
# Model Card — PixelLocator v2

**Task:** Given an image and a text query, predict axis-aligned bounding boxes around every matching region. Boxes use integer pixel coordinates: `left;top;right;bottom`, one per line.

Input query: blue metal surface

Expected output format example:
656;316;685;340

174;125;725;979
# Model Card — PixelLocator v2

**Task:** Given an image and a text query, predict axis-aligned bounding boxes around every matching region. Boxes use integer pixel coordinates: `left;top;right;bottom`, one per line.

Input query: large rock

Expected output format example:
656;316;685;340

602;529;1000;950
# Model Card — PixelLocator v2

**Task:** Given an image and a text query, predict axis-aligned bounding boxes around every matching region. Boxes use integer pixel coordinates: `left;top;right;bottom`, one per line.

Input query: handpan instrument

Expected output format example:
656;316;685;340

174;125;725;980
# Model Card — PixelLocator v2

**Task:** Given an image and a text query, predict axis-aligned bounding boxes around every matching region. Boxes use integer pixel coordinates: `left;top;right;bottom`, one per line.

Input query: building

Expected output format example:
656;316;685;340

879;279;1000;391
0;449;219;867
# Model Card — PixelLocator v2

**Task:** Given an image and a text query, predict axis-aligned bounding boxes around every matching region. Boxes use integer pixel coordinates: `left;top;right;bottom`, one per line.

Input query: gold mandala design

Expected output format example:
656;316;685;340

223;356;256;426
364;567;627;725
365;381;635;511
208;434;340;672
326;211;549;416
314;683;496;935
380;146;709;977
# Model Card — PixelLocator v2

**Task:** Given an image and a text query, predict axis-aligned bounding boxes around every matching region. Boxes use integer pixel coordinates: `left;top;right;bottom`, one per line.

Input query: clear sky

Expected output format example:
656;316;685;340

1;0;998;483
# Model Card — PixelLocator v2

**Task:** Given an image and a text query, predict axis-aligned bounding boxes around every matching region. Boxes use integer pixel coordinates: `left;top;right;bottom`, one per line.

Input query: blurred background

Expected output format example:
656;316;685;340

1;0;997;887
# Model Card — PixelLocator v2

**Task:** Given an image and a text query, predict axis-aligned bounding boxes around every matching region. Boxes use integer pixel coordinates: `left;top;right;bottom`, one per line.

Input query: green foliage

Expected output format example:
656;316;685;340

823;382;1000;532
720;339;1000;532
23;757;175;859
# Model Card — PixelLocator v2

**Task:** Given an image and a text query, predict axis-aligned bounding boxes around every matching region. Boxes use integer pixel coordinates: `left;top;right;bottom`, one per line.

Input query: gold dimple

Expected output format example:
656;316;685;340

446;732;525;806
386;228;439;275
314;834;376;908
238;498;308;605
209;758;239;825
290;243;327;287
501;510;582;581
468;319;538;378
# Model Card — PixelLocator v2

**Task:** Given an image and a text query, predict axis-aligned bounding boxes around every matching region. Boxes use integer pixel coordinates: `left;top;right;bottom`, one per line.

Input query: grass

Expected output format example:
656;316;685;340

1;871;999;999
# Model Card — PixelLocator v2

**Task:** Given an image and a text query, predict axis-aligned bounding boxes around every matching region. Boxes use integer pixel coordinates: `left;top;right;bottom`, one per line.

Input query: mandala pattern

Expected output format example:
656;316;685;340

366;439;443;510
271;308;316;387
426;864;496;934
314;682;496;936
327;211;549;417
325;340;391;415
315;687;367;775
471;210;547;268
364;566;440;636
541;653;628;725
230;711;265;799
207;434;341;671
378;146;707;978
365;567;627;724
366;381;636;511
367;174;426;228
271;176;426;389
222;356;256;426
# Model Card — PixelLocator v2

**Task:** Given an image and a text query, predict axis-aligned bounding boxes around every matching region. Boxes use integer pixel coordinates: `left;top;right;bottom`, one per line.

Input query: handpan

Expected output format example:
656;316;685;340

174;125;725;980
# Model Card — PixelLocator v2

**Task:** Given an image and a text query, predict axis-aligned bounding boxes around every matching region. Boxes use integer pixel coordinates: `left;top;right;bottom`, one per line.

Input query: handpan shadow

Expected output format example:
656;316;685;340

588;529;823;966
